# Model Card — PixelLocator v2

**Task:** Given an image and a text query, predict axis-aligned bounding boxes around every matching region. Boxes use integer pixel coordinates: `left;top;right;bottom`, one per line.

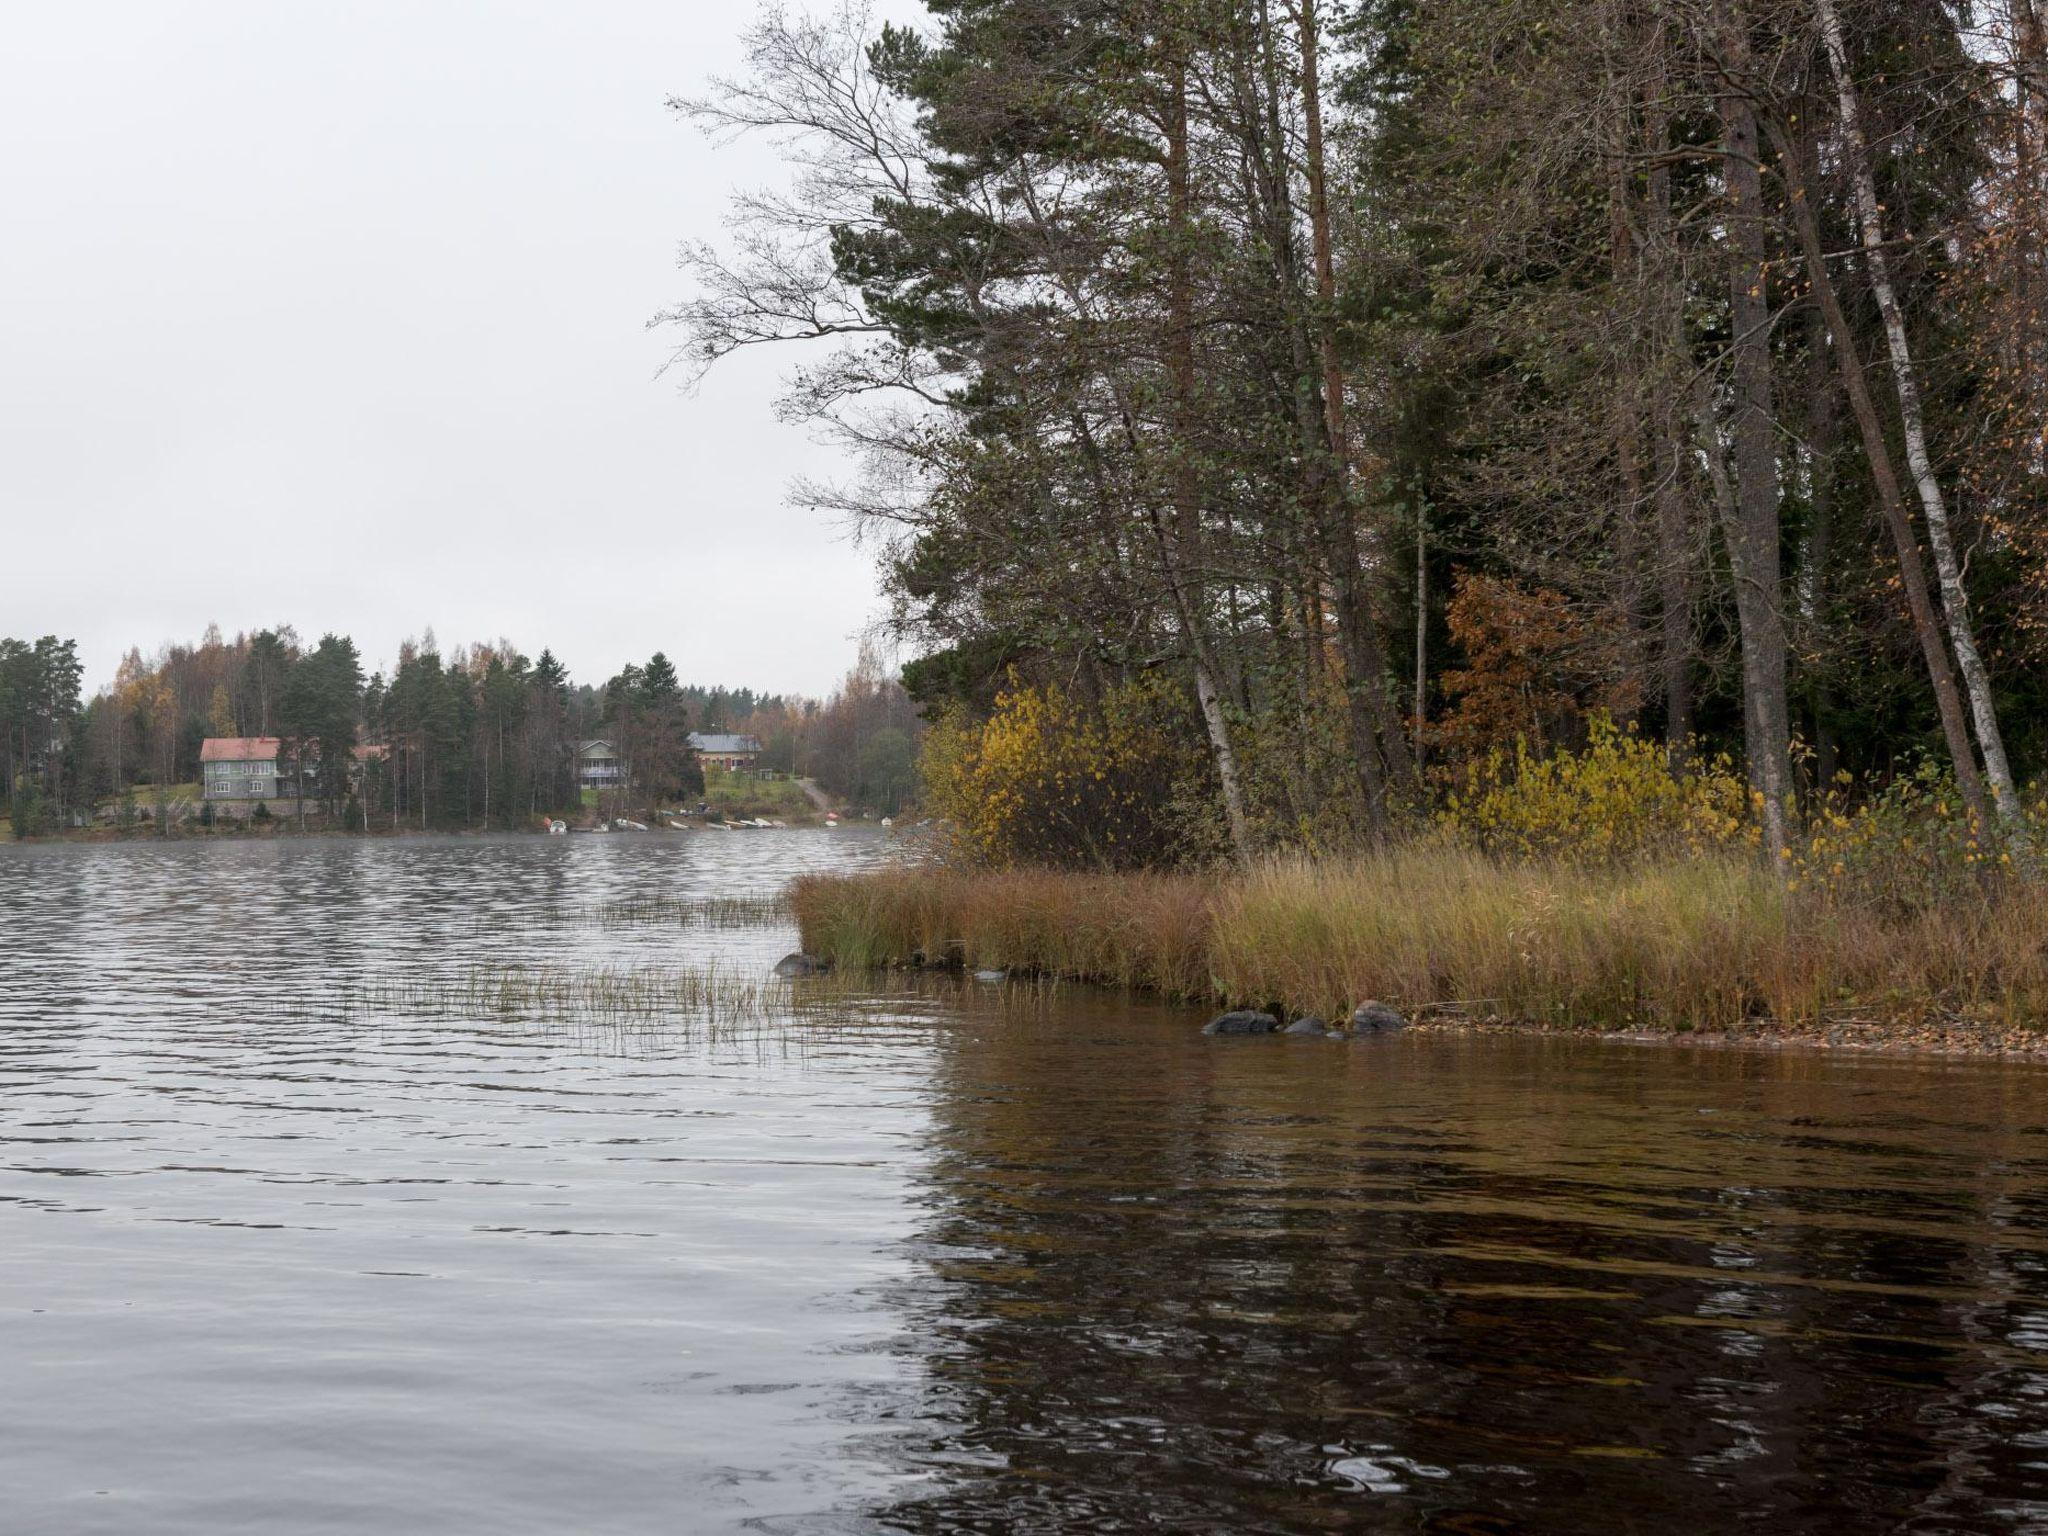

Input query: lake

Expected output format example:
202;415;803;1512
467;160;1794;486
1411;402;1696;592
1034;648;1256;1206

5;831;2048;1533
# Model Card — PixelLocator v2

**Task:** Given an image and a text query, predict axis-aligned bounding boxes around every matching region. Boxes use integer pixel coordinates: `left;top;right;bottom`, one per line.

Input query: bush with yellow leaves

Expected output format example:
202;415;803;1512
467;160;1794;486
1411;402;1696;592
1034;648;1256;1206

919;676;1210;869
1439;716;1753;861
1789;761;2024;913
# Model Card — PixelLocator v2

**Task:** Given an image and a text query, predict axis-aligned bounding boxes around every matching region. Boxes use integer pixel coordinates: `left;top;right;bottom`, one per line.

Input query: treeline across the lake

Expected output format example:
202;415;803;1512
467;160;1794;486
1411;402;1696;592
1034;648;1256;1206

676;0;2048;869
0;624;922;836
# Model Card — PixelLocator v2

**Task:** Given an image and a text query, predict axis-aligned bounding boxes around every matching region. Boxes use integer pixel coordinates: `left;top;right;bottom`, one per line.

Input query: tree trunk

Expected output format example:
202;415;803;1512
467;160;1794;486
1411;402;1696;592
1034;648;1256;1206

1712;0;1794;862
1413;501;1427;770
1609;93;1651;729
1770;116;1989;819
1816;0;2023;827
1802;304;1840;792
1193;654;1252;859
1297;0;1418;815
1166;59;1254;863
1643;79;1695;754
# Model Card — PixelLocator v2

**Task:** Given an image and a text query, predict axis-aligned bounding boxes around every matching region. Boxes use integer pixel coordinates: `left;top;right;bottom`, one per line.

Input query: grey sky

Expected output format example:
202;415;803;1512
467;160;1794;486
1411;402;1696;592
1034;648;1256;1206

0;2;888;699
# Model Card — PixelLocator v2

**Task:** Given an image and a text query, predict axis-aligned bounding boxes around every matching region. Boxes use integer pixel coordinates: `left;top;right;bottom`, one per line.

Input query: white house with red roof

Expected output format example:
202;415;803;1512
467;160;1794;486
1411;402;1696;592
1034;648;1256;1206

200;736;287;801
200;737;385;810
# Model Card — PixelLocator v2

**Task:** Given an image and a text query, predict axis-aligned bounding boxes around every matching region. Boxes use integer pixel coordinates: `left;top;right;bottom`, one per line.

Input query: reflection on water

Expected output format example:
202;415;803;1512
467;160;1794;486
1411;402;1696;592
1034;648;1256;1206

5;834;2048;1533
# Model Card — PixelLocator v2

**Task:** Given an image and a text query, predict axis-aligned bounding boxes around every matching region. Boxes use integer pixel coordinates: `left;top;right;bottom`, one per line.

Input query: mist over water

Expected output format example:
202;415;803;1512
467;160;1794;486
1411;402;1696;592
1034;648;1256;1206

6;832;2048;1532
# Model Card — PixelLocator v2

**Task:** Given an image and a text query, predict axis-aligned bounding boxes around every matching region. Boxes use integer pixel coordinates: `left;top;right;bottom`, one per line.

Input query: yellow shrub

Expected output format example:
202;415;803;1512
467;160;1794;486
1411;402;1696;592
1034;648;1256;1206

1440;716;1753;861
1787;761;2023;912
919;677;1202;869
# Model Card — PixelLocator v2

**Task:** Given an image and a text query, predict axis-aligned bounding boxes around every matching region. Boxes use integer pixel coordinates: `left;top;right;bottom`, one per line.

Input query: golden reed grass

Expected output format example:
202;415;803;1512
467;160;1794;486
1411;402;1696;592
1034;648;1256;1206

790;850;2048;1030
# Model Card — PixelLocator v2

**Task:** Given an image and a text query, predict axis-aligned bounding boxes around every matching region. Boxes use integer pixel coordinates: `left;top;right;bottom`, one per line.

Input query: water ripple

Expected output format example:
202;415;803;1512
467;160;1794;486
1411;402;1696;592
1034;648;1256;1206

5;831;2048;1532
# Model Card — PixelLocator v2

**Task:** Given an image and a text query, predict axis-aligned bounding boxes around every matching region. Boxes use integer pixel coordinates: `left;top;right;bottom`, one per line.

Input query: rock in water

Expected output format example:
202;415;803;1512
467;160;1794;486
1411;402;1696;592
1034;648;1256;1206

1283;1016;1331;1036
774;953;830;978
1349;1000;1406;1033
1203;1009;1280;1036
972;969;1007;983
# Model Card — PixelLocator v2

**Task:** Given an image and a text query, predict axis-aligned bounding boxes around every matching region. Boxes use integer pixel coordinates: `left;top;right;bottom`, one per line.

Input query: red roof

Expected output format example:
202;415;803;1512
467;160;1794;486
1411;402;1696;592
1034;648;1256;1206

203;737;387;763
201;736;280;763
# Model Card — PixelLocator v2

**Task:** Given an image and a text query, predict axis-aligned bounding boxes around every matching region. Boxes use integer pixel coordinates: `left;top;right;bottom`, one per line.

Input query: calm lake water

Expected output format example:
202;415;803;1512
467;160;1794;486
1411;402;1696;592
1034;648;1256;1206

6;832;2048;1533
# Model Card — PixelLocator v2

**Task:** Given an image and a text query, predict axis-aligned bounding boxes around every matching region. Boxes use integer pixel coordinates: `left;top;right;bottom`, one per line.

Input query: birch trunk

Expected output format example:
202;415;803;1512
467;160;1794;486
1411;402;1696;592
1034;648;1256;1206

1802;306;1840;789
1816;0;2023;825
1771;116;1989;819
1194;655;1252;860
1166;60;1254;864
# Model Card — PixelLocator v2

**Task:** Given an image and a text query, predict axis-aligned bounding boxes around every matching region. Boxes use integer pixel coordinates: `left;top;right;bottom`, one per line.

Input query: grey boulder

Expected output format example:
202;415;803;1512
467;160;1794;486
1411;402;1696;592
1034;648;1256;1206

773;952;831;978
1202;1009;1280;1036
1349;1000;1407;1033
1284;1016;1332;1036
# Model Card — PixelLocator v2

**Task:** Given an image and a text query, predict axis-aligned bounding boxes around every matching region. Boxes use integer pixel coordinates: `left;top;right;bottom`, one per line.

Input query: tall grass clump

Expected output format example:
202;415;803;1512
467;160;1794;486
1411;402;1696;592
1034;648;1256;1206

790;865;1216;996
1209;849;1790;1029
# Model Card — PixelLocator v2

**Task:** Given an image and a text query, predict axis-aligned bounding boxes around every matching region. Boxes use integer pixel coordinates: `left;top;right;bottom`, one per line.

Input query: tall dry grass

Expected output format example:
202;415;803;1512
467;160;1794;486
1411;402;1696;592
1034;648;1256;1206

1209;849;1788;1028
791;850;2048;1030
789;866;1216;996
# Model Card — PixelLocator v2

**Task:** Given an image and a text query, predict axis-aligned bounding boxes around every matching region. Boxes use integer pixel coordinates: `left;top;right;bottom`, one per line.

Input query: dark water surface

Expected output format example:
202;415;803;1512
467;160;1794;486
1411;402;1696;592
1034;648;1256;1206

6;833;2048;1533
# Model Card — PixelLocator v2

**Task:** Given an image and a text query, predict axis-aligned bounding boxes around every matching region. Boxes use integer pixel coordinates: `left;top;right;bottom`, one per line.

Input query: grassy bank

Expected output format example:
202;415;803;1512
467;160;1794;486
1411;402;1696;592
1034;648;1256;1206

790;850;2048;1033
702;766;817;823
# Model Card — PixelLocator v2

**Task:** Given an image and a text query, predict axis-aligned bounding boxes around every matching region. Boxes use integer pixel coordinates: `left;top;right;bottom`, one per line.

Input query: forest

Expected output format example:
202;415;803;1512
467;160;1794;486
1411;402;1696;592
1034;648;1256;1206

672;0;2048;871
0;625;920;835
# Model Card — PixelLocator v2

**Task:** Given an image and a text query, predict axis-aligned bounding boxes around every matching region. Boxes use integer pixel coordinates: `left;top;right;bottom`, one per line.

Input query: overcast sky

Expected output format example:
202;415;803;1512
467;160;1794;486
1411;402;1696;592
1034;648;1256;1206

0;2;897;699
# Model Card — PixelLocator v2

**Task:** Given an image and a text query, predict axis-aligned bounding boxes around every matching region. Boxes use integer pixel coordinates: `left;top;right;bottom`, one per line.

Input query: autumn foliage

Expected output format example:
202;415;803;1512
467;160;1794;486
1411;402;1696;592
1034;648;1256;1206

919;678;1206;870
1432;573;1642;760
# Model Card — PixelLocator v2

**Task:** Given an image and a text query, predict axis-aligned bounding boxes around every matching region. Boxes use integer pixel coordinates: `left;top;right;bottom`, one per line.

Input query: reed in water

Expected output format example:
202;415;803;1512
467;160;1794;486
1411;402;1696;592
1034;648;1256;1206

342;963;799;1029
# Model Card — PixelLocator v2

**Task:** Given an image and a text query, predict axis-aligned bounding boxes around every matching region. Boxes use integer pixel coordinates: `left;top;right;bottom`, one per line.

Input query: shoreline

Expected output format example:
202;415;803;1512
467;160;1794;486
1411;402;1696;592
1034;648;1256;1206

1394;1013;2048;1061
790;857;2048;1061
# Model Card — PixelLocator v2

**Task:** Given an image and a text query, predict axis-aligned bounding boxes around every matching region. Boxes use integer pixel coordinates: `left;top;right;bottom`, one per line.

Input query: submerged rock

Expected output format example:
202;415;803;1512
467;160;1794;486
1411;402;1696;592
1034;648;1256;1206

1284;1016;1332;1036
1349;1000;1407;1034
1203;1009;1280;1036
774;952;831;978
